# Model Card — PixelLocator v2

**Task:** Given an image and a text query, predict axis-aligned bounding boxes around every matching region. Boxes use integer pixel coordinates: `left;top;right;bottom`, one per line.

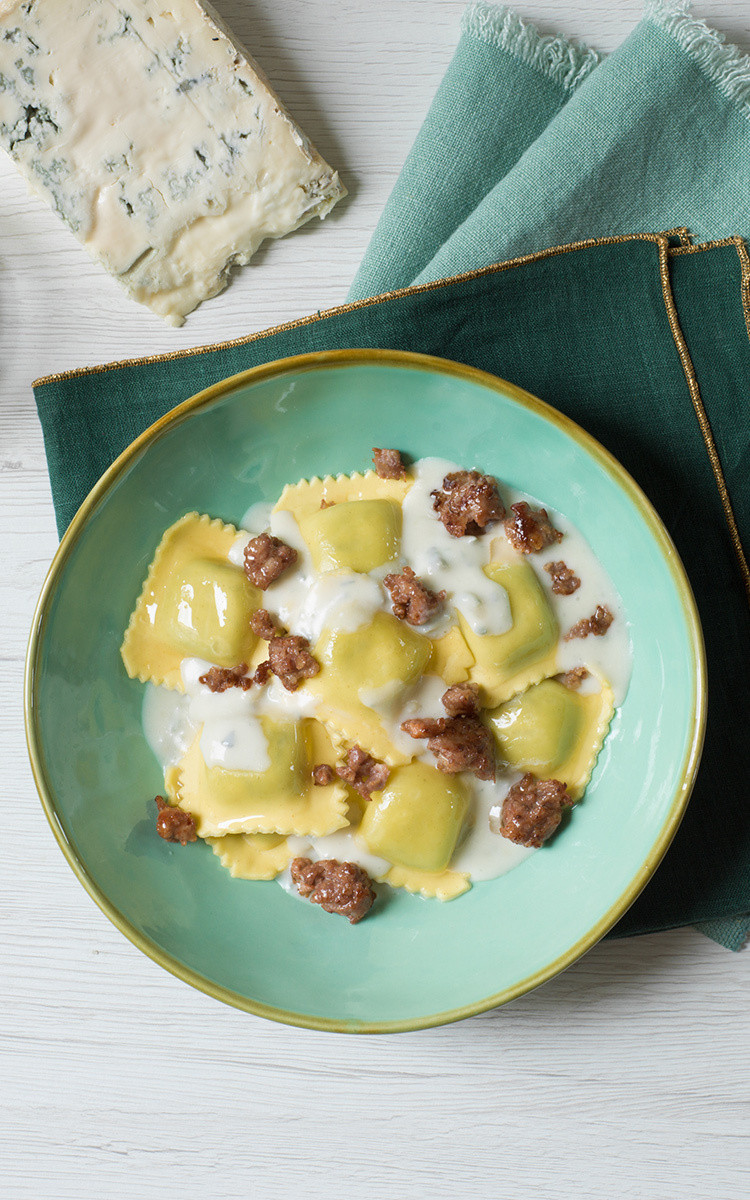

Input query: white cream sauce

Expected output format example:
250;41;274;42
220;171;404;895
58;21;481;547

143;457;632;892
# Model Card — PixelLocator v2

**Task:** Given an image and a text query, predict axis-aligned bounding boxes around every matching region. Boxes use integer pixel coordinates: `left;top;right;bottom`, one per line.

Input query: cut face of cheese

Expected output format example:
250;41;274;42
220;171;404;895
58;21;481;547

0;0;345;323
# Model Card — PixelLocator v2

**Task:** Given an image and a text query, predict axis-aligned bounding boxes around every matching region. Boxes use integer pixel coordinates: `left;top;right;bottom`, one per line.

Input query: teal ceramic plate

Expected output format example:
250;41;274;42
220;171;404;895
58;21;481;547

25;350;705;1032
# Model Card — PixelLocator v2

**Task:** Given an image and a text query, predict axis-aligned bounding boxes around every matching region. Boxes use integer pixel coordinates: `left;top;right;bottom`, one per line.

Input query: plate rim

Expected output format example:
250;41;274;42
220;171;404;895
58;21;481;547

24;347;707;1033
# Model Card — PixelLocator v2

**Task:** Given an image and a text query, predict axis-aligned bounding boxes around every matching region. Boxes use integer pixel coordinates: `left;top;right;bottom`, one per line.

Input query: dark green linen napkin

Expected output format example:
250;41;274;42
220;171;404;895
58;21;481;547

33;233;750;942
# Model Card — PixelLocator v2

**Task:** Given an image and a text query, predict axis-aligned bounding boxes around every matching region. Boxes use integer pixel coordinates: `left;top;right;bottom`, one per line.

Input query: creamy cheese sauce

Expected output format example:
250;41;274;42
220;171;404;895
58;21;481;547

141;457;632;895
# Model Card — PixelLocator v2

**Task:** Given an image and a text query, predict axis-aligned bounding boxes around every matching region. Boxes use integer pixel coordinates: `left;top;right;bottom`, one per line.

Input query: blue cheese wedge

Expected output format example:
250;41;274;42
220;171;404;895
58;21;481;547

0;0;345;323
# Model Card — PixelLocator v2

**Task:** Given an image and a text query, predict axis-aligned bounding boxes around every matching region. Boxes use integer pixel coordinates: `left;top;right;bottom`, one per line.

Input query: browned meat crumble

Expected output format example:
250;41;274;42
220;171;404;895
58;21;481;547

557;667;590;691
401;714;495;782
335;745;390;799
267;634;320;691
543;559;581;594
243;532;298;590
431;470;505;537
440;682;481;718
504;502;563;554
494;774;572;847
383;566;445;625
372;447;408;480
154;795;197;845
290;857;376;923
564;604;614;641
312;764;336;787
198;662;254;692
250;607;278;641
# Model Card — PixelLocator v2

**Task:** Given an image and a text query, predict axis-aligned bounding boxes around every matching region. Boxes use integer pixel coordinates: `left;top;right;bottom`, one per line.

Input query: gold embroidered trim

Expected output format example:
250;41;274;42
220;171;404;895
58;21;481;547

657;237;750;604
32;228;750;605
33;232;667;386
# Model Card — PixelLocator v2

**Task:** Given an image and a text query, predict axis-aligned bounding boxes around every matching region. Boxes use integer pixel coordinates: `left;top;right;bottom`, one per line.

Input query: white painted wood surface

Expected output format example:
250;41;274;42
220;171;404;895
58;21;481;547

2;3;748;1197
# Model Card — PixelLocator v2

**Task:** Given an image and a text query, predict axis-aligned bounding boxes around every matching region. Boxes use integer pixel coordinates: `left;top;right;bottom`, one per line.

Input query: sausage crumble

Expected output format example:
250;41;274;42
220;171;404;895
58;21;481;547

154;795;197;845
440;682;481;718
401;714;495;782
557;667;589;691
250;607;279;641
543;559;581;594
243;532;298;590
290;857;376;924
198;662;254;693
383;566;445;625
312;763;336;787
267;634;320;691
564;604;614;641
372;447;408;480
493;774;572;847
335;745;390;799
504;502;563;554
431;470;505;537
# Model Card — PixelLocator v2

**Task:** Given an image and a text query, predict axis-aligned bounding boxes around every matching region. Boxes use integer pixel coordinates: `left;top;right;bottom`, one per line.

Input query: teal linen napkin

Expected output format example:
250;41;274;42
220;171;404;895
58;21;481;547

350;2;750;300
33;235;750;946
350;1;750;949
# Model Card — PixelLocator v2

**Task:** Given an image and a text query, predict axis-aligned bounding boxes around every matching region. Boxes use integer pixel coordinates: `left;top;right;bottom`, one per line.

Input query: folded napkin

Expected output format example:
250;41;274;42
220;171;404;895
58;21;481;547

348;0;750;950
350;1;750;298
34;233;750;946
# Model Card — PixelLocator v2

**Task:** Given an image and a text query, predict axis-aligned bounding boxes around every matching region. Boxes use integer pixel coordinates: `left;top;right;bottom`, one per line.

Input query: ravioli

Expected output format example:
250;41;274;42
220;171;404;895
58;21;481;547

458;559;559;706
359;762;471;873
305;611;433;764
274;469;412;522
121;512;260;690
300;499;402;573
206;832;294;880
169;717;348;837
127;455;627;921
487;676;615;799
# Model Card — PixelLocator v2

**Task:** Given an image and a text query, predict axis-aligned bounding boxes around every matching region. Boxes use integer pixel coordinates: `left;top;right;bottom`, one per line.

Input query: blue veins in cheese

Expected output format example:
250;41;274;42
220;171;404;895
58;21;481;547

0;0;345;323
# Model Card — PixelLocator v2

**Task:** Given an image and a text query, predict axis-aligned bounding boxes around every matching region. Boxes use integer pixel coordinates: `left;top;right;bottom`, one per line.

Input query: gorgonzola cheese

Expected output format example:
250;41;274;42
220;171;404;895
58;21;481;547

0;0;345;323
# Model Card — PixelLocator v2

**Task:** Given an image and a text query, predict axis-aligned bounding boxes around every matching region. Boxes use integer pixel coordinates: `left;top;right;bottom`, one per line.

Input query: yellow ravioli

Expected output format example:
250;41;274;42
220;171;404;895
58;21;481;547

206;832;293;880
427;625;474;685
359;762;471;873
274;469;412;522
458;558;558;706
304;611;432;765
487;675;615;799
169;717;348;837
300;498;402;573
386;865;471;901
121;512;260;690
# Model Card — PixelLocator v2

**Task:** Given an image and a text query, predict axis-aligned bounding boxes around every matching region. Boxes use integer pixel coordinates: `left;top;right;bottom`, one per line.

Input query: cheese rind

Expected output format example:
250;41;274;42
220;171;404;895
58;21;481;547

0;0;345;322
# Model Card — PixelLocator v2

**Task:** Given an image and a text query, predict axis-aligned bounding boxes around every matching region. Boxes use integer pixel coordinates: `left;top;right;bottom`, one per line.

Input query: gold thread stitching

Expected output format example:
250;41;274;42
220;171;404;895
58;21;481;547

658;237;750;604
33;228;750;606
33;232;665;387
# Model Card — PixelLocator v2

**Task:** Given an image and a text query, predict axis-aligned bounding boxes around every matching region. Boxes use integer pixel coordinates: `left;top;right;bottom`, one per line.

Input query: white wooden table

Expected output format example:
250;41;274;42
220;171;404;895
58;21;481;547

2;3;748;1196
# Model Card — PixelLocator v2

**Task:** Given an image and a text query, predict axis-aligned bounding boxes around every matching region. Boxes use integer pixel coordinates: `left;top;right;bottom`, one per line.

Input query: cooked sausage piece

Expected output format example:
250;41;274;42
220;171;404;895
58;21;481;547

372;447;408;479
431;470;505;537
335;745;390;799
543;559;581;594
493;774;572;847
383;566;445;625
290;857;376;924
267;634;320;691
504;502;563;553
564;604;614;641
312;764;336;786
198;663;254;692
154;795;197;845
243;532;298;589
401;715;495;782
440;682;481;717
557;667;589;690
250;608;278;640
